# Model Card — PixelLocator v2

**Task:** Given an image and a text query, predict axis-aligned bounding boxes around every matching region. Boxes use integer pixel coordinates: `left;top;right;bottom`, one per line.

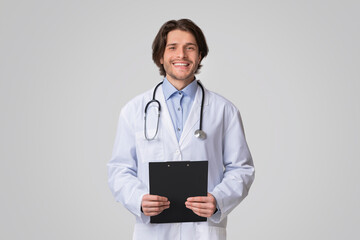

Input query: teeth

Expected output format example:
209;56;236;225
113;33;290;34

174;63;188;66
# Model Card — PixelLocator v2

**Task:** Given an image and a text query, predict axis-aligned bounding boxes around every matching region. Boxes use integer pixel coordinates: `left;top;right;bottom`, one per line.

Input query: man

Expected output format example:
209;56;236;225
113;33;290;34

108;19;254;240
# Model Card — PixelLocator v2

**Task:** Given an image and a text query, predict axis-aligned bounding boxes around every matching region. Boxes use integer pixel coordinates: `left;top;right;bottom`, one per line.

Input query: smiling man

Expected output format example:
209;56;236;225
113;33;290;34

108;19;255;240
160;29;201;89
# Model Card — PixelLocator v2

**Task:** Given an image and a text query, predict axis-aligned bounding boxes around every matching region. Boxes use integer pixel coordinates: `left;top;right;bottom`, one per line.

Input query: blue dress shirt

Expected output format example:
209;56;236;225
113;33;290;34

162;78;198;142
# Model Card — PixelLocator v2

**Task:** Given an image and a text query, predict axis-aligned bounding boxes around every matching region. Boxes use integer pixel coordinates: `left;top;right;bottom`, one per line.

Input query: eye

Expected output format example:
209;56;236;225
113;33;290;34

168;46;176;50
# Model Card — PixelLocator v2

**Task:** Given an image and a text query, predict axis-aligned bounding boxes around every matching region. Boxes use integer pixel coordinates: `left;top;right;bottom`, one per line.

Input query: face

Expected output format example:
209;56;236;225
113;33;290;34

160;29;201;89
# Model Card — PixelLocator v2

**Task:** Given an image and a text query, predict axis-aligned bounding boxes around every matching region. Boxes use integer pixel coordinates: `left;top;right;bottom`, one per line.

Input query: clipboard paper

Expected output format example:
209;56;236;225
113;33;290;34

149;161;208;224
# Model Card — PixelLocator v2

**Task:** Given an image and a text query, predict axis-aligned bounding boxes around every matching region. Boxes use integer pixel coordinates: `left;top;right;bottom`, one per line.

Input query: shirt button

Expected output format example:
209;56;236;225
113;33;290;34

177;128;181;131
177;107;181;111
178;92;182;95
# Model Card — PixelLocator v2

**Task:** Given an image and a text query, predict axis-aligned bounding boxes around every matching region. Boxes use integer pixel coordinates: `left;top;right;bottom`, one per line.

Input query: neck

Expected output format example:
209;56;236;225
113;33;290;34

166;76;195;90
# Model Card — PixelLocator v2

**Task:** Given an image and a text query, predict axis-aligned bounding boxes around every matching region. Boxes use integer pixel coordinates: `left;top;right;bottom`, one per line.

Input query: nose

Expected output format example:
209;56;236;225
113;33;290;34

176;47;187;59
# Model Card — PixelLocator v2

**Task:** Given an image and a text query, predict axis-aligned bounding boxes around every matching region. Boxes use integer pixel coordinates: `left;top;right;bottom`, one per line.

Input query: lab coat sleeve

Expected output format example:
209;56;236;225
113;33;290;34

209;110;255;223
107;107;148;219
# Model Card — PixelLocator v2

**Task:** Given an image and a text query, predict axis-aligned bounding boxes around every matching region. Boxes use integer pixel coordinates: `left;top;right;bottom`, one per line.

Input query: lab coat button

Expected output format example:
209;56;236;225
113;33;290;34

175;150;180;154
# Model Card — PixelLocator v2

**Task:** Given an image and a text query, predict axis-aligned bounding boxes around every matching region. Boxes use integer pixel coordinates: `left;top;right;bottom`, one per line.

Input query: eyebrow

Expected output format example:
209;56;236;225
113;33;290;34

166;43;197;47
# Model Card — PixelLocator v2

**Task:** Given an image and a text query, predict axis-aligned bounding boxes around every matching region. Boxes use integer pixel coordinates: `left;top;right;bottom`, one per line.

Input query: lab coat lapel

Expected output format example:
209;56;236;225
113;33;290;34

156;87;179;146
179;84;209;146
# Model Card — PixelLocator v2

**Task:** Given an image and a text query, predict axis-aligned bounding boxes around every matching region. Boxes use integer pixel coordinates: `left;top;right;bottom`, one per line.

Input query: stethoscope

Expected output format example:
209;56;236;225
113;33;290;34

144;80;206;141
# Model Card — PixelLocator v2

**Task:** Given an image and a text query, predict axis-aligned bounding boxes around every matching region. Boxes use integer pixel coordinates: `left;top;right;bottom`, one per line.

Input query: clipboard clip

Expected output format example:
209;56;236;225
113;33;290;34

166;161;191;167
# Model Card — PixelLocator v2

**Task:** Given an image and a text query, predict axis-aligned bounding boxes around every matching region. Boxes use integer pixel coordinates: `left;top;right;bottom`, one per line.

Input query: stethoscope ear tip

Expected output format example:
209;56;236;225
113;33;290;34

194;129;207;140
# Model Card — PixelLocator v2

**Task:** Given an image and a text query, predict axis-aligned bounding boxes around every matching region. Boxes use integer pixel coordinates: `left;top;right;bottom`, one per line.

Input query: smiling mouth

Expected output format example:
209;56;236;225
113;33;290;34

173;62;190;67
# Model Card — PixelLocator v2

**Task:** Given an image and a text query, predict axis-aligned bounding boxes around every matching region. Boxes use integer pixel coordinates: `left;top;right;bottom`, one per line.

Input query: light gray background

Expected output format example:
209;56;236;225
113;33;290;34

1;0;359;239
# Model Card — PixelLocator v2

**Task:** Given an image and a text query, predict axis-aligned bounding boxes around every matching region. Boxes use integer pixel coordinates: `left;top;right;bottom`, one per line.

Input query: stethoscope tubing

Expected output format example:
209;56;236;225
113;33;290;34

144;80;205;141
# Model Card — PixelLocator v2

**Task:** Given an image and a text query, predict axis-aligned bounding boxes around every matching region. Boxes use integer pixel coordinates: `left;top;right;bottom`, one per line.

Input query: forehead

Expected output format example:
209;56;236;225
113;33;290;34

166;29;197;45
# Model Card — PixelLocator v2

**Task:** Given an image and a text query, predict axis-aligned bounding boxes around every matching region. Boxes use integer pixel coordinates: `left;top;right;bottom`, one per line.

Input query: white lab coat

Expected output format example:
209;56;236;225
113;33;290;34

108;83;255;240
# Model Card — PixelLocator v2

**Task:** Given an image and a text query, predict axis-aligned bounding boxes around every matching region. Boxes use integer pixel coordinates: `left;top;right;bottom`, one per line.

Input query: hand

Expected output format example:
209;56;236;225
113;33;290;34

141;194;170;216
185;193;217;218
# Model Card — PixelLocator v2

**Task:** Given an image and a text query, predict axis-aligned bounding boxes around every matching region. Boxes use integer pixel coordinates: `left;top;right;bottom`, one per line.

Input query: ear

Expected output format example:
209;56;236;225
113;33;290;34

160;57;164;64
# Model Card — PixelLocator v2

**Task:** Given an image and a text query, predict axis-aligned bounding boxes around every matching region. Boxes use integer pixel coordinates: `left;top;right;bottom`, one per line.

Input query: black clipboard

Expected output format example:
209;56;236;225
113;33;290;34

149;161;208;224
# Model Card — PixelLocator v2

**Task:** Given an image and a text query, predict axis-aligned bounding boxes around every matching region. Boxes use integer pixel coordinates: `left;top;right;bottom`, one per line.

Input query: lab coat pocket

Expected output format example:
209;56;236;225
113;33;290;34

135;131;164;163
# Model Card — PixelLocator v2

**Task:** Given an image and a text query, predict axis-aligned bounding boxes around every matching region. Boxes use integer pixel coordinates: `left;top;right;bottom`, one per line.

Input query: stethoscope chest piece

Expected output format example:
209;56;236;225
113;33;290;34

194;129;207;140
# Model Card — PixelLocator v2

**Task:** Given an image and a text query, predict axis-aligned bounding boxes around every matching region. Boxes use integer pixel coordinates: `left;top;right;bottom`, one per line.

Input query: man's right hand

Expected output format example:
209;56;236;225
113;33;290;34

141;194;170;216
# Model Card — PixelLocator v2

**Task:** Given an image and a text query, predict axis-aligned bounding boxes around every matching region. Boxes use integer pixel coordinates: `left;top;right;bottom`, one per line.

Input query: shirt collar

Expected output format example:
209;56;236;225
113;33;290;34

162;77;198;101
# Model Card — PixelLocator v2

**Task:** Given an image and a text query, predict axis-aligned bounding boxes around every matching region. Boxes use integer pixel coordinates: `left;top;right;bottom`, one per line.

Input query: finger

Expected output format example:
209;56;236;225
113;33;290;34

185;201;214;211
185;202;208;209
186;205;213;218
185;201;215;216
143;194;168;202
187;203;214;216
143;205;170;216
142;197;170;213
187;196;208;202
187;194;216;205
144;205;170;213
143;200;170;208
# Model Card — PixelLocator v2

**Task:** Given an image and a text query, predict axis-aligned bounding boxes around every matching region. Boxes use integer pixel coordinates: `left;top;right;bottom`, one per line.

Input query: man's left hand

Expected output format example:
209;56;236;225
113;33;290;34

185;193;217;218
